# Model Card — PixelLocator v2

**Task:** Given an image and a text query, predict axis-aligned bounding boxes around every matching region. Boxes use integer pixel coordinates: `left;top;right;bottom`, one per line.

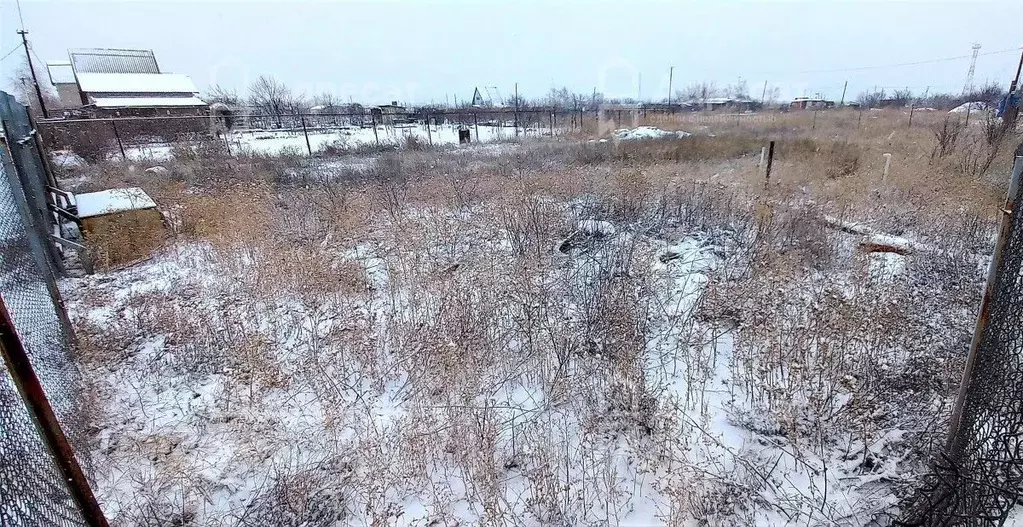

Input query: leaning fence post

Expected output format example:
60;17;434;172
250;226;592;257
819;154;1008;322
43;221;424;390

473;112;480;143
110;121;125;160
426;114;433;146
0;297;110;527
908;103;915;128
300;114;312;156
371;112;379;146
945;155;1023;453
764;140;775;189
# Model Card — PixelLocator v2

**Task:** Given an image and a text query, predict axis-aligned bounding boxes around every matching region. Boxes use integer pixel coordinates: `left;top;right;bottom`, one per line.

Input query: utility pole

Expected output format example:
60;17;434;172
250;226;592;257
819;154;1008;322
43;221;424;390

514;82;519;137
1011;46;1023;93
667;66;674;105
17;30;48;118
839;80;848;106
1000;47;1023;132
964;43;981;94
638;72;642;102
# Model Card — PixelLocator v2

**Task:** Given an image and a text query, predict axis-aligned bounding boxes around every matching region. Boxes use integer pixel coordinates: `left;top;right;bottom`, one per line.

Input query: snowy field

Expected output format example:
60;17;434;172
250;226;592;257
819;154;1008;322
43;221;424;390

50;113;1010;524
119;123;550;161
60;147;983;526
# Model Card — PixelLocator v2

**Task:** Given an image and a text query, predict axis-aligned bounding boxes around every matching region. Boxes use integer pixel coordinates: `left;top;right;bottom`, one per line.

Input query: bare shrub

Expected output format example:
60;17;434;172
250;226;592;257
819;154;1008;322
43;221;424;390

931;116;964;159
238;460;354;527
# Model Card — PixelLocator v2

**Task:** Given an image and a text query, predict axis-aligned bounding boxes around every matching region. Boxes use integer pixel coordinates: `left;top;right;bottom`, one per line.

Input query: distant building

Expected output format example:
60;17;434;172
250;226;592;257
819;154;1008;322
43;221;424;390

371;101;408;125
45;61;78;110
46;48;207;117
685;97;760;111
790;97;835;110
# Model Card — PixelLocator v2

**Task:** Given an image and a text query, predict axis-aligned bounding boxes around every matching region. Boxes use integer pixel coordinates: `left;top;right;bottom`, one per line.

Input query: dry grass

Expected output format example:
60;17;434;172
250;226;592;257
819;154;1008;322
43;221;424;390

56;107;1020;525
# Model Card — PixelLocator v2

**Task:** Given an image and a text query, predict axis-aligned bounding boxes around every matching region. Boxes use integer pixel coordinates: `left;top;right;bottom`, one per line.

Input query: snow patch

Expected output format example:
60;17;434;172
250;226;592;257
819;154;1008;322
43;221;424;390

613;126;691;140
949;101;988;114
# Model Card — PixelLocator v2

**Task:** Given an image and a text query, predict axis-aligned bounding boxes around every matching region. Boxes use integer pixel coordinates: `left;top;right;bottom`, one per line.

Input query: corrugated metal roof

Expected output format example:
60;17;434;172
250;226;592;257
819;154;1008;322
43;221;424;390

76;73;199;94
69;48;160;74
46;61;76;84
90;96;207;108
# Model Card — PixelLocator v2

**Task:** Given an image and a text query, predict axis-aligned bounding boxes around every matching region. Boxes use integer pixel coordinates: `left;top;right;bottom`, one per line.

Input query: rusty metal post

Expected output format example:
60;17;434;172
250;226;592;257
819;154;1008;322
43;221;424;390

514;83;520;137
110;121;125;160
764;140;776;189
945;155;1023;452
0;296;110;527
908;103;915;128
371;112;379;146
300;114;312;155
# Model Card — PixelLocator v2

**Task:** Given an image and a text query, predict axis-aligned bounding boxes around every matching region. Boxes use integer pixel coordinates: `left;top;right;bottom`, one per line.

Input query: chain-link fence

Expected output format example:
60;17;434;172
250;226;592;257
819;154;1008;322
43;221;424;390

1;92;95;526
901;155;1023;525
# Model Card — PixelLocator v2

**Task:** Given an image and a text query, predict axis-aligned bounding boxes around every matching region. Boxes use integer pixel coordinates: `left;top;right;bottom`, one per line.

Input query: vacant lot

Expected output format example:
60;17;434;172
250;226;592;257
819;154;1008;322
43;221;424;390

58;109;1019;525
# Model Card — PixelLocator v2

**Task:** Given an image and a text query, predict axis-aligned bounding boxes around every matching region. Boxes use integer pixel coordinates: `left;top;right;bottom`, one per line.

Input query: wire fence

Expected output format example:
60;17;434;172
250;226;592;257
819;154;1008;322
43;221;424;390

1;91;96;526
36;105;792;161
900;155;1023;525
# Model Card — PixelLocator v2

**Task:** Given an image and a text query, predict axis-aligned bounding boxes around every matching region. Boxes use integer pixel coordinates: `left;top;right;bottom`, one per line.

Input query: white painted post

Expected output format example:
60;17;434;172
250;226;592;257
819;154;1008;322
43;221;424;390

881;153;892;183
759;146;767;167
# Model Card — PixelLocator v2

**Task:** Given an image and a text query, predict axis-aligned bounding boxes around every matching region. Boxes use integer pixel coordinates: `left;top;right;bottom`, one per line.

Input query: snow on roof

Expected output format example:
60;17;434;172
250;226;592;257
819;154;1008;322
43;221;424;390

90;96;207;108
76;73;199;94
69;48;160;74
74;187;157;218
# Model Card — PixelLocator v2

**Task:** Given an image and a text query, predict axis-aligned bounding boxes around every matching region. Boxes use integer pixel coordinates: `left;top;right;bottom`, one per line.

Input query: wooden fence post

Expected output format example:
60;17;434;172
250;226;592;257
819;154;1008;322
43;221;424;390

110;121;125;160
300;114;312;155
764;140;775;189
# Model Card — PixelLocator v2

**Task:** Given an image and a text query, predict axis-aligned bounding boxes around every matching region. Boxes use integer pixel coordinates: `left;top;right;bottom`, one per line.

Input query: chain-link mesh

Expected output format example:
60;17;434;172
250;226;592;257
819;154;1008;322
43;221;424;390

1;136;89;524
902;157;1023;525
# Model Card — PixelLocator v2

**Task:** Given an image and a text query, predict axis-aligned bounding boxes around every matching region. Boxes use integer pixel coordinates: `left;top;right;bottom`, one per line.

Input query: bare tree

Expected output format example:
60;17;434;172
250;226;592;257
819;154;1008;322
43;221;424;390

676;82;721;104
206;84;241;105
249;75;291;128
6;56;59;116
726;78;750;100
313;92;340;114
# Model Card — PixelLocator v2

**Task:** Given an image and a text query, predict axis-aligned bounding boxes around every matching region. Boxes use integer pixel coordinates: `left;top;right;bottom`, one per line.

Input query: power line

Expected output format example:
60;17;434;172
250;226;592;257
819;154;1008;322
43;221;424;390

0;46;21;63
14;0;26;30
755;46;1023;78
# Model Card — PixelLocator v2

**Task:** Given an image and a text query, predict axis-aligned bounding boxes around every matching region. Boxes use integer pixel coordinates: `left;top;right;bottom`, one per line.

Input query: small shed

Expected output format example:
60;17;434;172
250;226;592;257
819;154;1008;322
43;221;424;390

790;97;835;110
74;187;166;270
371;101;408;125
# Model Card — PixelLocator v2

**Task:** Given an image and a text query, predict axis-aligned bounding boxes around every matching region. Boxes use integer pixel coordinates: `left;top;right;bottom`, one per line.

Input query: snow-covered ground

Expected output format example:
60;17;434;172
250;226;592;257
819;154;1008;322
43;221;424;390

948;101;989;114
120;123;549;161
613;126;691;140
59;184;972;525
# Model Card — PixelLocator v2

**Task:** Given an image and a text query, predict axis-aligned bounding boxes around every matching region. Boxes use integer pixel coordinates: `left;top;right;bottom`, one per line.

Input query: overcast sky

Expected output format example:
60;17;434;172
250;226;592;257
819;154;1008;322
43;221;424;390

1;0;1020;105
